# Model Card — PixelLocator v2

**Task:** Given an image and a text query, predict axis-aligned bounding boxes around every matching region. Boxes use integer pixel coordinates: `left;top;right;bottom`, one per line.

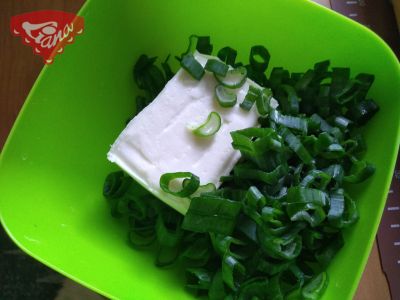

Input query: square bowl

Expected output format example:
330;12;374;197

1;0;399;299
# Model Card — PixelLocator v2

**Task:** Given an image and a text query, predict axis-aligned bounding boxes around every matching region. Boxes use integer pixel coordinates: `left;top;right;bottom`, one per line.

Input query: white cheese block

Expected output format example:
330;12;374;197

108;52;278;214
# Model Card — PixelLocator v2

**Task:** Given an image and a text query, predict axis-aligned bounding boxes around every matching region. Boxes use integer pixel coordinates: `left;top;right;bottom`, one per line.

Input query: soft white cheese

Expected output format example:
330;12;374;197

108;52;278;214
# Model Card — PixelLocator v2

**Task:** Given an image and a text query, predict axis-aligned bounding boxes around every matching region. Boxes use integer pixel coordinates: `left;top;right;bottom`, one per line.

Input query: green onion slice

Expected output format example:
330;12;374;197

182;195;242;235
343;160;375;183
208;271;226;300
103;171;126;199
185;268;212;291
301;272;329;300
222;253;246;290
327;188;345;222
287;186;328;207
240;85;261;111
276;84;300;115
159;172;200;197
154;209;185;267
249;45;270;72
178;35;213;60
279;127;314;165
129;219;156;248
215;85;237;108
287;202;326;227
190;112;222;137
205;59;229;76
210;234;246;260
133;54;166;98
196;36;213;54
180;236;211;267
269;67;290;90
217;46;237;66
334;116;352;130
256;88;273;115
215;66;247;89
234;164;287;185
315;234;344;268
257;227;303;260
302;170;331;190
237;277;269;299
330;193;359;228
270;109;308;134
295;69;315;92
348;99;379;126
181;54;205;80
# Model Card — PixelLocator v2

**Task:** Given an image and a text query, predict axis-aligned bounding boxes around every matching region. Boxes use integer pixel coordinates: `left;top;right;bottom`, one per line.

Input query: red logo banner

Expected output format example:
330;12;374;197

11;10;84;64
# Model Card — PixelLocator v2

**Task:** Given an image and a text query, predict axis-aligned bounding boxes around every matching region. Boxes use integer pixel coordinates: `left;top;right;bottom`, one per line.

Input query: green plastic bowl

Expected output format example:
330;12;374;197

1;0;399;299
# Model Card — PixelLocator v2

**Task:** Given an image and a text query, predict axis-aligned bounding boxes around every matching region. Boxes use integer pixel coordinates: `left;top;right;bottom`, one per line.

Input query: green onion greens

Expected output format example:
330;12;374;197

106;35;379;300
189;112;222;137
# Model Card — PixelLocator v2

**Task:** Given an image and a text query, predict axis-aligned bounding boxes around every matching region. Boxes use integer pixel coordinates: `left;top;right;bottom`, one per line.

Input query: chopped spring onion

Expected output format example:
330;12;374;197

237;277;269;299
129;218;156;248
270;109;308;134
348;99;379;125
159;172;200;197
269;67;290;90
196;36;213;55
315;233;344;268
249;45;270;72
185;268;212;292
205;59;229;76
295;69;315;92
287;186;328;207
233;164;287;185
279;127;314;165
302;272;328;300
133;54;166;99
276;84;300;115
209;232;246;259
300;170;331;190
208;271;225;299
327;188;345;223
177;35;213;60
190;112;222;137
103;171;128;199
257;226;303;260
155;211;183;267
182;195;242;235
181;54;205;80
246;63;268;87
215;84;237;108
240;85;261;111
286;187;328;227
222;253;246;290
215;66;247;89
330;67;350;97
256;88;273;116
179;234;212;266
334;116;352;130
217;46;237;66
105;36;380;300
344;159;375;183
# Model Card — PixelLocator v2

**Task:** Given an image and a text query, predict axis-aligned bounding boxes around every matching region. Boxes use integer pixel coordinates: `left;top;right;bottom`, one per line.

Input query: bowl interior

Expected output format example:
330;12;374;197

0;0;399;299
